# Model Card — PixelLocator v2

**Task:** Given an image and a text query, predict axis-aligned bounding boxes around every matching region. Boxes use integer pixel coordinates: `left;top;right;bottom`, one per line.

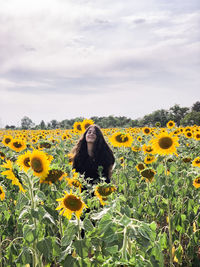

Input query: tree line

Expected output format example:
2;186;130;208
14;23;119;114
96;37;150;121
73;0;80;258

4;101;200;130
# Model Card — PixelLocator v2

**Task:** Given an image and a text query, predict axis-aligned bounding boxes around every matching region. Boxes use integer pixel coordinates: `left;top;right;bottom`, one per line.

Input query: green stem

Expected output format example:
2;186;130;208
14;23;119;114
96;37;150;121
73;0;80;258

122;226;128;260
164;159;173;267
59;216;63;239
0;236;2;267
77;218;81;240
26;175;42;267
167;199;173;267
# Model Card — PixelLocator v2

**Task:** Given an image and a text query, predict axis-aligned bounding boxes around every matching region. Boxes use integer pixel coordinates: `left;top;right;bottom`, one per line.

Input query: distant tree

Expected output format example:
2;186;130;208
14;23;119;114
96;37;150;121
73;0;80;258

169;104;189;126
49;120;60;129
180;111;200;126
21;116;35;129
39;120;46;130
5;125;16;129
192;101;200;112
140;109;170;127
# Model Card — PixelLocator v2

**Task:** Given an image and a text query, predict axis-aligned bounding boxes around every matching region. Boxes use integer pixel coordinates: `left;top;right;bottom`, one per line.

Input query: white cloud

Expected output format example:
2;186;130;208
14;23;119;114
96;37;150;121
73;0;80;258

0;0;199;126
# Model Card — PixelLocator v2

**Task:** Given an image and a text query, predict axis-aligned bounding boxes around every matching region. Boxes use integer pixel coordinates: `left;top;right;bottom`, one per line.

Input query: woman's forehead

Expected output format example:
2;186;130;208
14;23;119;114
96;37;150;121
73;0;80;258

88;126;96;131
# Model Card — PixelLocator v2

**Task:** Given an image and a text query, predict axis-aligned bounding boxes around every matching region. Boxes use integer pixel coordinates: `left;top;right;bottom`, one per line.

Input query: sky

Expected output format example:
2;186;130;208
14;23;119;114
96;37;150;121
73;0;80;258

0;0;200;127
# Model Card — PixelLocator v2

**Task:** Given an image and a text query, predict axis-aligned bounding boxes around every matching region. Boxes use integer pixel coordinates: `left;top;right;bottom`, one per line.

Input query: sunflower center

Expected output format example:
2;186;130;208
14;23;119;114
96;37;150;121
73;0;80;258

64;195;82;211
158;137;173;149
72;180;81;188
24;157;30;167
13;142;22;148
77;125;82;131
115;134;128;143
5;138;11;144
196;178;200;184
144;128;150;134
0;188;2;194
196;134;200;139
182;158;191;163
187;132;192;137
84;123;90;129
138;163;145;170
141;169;155;179
31;157;43;173
146;147;153;152
196;159;200;164
40;142;51;148
0;152;5;158
45;170;63;182
97;186;115;196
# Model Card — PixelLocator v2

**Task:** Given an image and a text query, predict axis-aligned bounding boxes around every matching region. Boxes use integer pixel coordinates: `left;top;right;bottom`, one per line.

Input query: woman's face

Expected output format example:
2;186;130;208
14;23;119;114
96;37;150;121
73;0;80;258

86;126;97;143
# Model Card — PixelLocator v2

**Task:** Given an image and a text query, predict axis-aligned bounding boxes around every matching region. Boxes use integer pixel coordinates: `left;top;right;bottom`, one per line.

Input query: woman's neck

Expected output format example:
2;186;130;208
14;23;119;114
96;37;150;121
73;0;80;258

87;143;94;157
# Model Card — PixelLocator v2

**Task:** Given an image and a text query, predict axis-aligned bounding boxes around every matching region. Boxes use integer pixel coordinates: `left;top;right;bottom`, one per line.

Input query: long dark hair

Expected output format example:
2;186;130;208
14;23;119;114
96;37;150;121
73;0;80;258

71;124;115;167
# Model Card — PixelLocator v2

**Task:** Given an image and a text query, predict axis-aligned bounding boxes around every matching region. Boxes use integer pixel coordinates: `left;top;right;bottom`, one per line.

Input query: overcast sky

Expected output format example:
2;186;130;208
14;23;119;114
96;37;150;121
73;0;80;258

0;0;199;127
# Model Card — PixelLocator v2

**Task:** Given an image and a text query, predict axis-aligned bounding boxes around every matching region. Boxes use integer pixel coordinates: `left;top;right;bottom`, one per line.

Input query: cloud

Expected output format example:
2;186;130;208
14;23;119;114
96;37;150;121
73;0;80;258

0;0;199;126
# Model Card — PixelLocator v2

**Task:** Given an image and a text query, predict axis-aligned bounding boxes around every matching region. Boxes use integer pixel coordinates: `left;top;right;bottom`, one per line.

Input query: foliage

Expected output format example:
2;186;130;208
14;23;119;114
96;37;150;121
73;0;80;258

0;124;200;266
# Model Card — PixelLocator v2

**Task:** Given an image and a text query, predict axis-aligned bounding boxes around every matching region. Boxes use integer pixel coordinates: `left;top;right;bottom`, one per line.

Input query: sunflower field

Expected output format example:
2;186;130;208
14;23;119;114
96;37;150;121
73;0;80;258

0;120;200;267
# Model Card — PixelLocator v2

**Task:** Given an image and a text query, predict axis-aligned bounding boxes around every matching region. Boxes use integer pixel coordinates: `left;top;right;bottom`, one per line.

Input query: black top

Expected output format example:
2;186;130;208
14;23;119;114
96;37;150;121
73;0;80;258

73;154;113;184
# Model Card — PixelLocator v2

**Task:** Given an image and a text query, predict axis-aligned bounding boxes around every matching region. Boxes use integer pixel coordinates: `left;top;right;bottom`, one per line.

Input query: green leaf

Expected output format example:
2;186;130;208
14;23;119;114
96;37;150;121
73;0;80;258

159;232;168;250
36;237;52;261
23;224;36;243
83;218;94;232
16;247;32;264
61;255;78;267
181;214;186;222
157;164;165;175
150;221;157;231
43;212;56;225
61;223;78;246
36;191;46;201
106;245;118;254
119;214;131;227
73;240;89;259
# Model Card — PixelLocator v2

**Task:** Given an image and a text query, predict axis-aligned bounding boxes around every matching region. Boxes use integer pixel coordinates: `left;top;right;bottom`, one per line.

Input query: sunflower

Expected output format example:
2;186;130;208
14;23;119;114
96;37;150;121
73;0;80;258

142;144;154;154
137;136;142;142
61;133;72;141
30;150;50;179
110;132;133;147
142;127;151;135
0;186;5;201
82;119;94;131
150;132;179;155
56;190;87;220
131;145;141;152
73;121;83;133
39;142;51;149
184;131;193;139
40;169;65;184
182;157;191;163
0;151;6;159
167;120;175;129
31;136;39;144
16;151;32;172
1;160;25;192
136;163;146;172
66;178;82;192
9;139;26;152
141;168;156;182
2;135;13;147
194;132;200;141
94;185;116;205
193;177;200;188
192;157;200;167
144;155;157;164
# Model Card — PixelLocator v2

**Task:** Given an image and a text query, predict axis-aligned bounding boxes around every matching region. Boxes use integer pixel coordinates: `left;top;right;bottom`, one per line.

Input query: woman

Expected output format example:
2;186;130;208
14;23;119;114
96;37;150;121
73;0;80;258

71;124;115;184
